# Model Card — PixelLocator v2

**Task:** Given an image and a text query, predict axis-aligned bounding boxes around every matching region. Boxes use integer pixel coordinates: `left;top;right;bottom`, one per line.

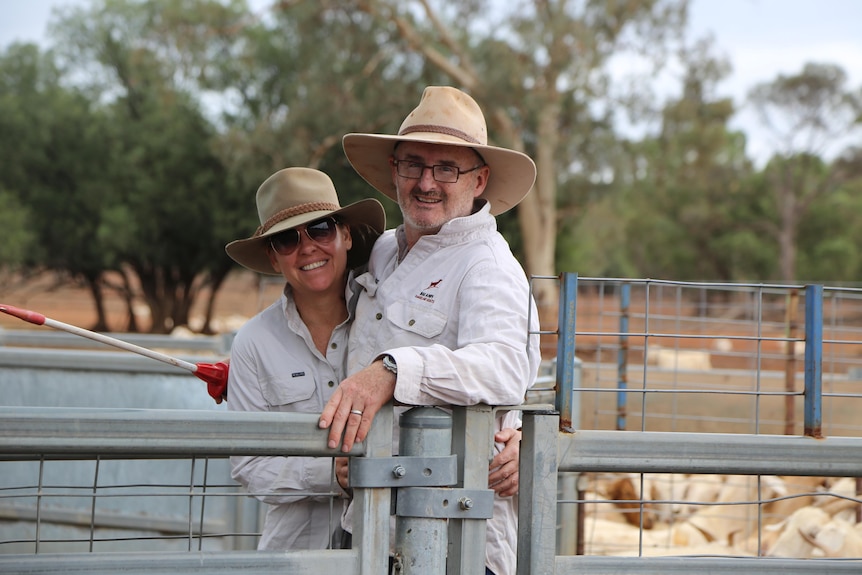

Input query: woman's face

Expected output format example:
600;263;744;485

266;217;353;297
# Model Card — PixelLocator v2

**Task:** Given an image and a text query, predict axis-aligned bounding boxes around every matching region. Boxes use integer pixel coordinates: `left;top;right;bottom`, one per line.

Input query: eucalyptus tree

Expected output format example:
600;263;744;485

749;63;862;282
0;42;118;329
49;0;248;332
343;0;690;329
198;0;434;226
615;39;756;282
795;151;862;284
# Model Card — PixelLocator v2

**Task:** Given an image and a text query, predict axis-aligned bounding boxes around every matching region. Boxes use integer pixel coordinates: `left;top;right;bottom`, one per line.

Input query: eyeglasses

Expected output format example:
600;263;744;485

393;159;484;184
269;217;340;256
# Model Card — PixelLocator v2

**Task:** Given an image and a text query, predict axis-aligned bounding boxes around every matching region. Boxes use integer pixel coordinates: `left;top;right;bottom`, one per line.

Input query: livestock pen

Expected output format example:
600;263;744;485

1;274;861;573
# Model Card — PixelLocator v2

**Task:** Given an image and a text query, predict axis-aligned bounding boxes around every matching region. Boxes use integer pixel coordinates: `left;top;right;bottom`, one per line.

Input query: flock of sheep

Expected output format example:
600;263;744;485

580;473;862;558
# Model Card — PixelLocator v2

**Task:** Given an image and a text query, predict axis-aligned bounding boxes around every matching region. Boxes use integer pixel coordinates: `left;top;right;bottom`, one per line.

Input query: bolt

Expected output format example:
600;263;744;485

459;497;473;510
392;465;407;478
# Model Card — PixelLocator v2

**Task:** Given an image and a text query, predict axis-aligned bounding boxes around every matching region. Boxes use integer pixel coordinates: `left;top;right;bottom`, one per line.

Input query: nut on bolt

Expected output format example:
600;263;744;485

459;497;473;510
392;465;407;478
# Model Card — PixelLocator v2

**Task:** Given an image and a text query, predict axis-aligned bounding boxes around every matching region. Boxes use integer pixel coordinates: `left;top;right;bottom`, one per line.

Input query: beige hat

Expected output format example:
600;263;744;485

226;167;385;275
342;86;537;215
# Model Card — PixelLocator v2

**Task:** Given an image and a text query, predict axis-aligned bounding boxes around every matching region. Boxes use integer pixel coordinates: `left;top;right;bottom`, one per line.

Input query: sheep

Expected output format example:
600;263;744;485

645;346;712;371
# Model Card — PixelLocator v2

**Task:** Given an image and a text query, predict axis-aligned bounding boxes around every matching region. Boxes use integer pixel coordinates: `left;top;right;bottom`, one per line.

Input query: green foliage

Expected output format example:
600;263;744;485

0;190;35;267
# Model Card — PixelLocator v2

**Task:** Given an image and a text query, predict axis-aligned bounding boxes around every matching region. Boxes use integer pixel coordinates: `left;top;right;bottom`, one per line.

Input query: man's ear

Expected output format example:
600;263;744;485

473;165;491;198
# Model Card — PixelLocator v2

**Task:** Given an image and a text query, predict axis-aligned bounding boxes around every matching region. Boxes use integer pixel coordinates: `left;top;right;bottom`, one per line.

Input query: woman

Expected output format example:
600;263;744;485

224;167;385;551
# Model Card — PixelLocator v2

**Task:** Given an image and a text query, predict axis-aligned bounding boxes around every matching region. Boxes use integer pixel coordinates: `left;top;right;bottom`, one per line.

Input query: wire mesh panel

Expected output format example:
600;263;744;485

0;457;239;553
565;278;862;436
542;276;862;565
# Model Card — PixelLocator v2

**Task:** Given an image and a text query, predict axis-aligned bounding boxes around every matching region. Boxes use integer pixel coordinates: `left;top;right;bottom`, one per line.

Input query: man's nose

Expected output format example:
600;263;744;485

418;165;437;188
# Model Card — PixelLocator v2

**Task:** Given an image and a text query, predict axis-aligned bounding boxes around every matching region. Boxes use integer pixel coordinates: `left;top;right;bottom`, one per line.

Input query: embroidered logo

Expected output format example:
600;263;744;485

415;279;443;303
291;372;305;378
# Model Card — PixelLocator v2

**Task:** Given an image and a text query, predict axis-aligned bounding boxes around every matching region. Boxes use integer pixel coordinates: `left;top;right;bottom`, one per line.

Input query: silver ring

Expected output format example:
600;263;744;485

350;409;363;416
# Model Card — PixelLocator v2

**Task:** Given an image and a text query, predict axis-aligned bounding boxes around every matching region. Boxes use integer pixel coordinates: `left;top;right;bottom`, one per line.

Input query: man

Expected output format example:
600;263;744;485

319;86;541;575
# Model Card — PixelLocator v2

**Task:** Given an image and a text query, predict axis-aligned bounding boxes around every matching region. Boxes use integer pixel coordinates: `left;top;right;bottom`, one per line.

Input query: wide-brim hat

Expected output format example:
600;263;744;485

226;167;385;275
342;86;537;216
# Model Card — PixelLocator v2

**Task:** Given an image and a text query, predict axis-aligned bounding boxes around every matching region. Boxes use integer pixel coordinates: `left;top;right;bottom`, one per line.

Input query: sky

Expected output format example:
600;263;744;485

2;0;861;164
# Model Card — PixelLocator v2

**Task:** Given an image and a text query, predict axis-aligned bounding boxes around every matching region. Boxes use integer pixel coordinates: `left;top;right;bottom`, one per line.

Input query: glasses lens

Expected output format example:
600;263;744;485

396;161;422;179
432;165;459;183
270;218;339;256
270;229;301;255
305;218;338;243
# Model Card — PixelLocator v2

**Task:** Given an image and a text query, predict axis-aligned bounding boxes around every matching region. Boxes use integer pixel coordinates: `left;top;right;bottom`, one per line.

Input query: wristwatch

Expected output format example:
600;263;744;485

381;354;398;375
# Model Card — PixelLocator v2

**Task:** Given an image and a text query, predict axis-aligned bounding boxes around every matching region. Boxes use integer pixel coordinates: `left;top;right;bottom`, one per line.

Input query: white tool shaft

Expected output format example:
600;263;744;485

43;317;198;372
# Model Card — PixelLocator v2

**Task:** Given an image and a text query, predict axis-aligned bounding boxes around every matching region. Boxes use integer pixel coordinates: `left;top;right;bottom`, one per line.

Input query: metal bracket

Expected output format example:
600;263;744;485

349;455;457;488
396;487;495;519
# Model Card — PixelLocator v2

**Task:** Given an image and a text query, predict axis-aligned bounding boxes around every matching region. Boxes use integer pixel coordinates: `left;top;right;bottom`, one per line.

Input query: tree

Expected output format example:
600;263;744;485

346;0;690;330
748;63;862;281
0;42;118;329
611;38;755;282
796;146;862;283
46;0;247;332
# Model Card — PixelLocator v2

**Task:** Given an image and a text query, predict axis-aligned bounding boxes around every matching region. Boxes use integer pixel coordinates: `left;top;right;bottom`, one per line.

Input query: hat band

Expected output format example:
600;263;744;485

257;202;340;236
400;124;482;145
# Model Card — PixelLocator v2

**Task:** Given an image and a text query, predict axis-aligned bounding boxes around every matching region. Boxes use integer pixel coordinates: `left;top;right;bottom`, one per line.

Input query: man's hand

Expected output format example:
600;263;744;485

335;457;351;495
319;360;397;452
488;427;521;497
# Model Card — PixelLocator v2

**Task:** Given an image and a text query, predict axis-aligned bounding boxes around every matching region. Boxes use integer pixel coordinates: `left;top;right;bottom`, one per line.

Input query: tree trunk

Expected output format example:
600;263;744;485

517;100;561;358
200;266;232;335
119;267;141;333
83;272;109;332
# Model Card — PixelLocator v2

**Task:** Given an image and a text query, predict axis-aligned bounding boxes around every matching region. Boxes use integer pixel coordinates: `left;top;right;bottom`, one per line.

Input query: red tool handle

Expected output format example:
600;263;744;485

195;361;229;404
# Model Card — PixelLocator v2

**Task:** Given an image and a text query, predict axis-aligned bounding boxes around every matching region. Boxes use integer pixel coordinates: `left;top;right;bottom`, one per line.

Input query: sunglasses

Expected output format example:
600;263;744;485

269;217;340;256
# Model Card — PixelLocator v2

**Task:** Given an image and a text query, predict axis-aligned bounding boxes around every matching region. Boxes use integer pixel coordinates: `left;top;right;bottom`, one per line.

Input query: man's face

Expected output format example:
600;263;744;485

390;141;489;242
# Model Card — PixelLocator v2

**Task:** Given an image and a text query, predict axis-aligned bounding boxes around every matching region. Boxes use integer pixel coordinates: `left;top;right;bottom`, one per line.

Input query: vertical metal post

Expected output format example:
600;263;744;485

617;283;630;431
556;358;581;556
353;403;393;575
554;273;582;557
803;285;823;438
448;405;494;575
556;273;578;432
517;409;560;575
783;289;799;435
395;407;452;574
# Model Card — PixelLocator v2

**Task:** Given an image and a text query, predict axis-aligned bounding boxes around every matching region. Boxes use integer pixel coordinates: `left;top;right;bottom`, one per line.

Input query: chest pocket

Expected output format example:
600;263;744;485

261;371;318;409
386;301;447;340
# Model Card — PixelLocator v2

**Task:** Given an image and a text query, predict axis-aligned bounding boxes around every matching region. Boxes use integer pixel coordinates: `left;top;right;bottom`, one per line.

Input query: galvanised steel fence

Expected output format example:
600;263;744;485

1;274;861;574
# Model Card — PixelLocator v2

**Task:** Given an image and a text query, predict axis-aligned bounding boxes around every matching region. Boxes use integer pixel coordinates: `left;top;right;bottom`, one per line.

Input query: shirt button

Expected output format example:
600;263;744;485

376;313;383;320
331;342;337;349
408;319;415;326
328;381;335;387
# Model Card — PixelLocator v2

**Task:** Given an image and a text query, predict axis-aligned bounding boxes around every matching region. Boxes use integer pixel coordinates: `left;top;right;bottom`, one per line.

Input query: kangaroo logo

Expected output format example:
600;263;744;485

416;279;443;303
